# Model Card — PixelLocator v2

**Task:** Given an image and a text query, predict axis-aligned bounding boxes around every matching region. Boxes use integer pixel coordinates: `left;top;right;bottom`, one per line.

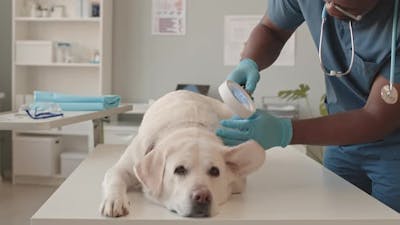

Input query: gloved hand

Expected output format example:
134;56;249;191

216;109;293;150
227;58;260;94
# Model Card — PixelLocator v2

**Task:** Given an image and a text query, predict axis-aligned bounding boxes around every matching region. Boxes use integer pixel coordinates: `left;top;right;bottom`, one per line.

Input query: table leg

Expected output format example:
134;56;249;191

92;118;104;146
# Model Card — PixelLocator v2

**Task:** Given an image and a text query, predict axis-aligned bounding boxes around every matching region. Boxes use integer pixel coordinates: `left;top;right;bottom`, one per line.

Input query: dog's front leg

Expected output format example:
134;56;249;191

100;147;139;217
100;167;131;217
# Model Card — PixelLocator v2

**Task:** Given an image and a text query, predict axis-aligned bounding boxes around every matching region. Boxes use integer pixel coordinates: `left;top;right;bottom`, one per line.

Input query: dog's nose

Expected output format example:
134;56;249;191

191;188;212;204
189;187;212;217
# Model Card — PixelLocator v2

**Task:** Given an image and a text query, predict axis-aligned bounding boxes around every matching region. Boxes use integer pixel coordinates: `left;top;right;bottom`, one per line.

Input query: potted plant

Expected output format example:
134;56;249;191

277;83;312;117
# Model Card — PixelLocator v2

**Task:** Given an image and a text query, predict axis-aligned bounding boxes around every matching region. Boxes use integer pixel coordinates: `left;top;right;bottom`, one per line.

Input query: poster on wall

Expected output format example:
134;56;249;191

224;15;295;66
152;0;186;35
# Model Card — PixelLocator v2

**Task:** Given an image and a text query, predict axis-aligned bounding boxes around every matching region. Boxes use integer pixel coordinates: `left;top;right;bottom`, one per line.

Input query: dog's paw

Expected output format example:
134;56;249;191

100;194;130;217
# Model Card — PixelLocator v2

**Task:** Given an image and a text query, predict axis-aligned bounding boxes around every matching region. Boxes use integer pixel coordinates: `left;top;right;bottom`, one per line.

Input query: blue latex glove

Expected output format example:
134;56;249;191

227;58;260;94
216;109;293;150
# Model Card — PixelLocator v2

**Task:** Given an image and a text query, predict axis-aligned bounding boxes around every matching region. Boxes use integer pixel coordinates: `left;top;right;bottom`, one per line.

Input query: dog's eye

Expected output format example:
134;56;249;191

174;165;187;176
208;166;220;177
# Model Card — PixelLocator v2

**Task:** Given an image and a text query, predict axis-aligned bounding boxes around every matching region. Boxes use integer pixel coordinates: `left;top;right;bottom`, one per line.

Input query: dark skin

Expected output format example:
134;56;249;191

242;0;400;146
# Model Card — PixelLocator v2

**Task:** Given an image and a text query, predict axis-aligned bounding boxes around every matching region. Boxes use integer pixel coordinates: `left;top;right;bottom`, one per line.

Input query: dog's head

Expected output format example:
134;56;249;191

134;128;265;217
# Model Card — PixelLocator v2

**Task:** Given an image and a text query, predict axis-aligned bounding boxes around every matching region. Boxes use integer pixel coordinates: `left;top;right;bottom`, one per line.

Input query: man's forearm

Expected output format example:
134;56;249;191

291;74;400;147
291;109;392;146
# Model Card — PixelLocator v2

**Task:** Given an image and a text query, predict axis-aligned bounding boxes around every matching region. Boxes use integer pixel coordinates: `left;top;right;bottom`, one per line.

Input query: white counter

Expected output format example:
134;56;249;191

32;145;400;225
0;105;132;131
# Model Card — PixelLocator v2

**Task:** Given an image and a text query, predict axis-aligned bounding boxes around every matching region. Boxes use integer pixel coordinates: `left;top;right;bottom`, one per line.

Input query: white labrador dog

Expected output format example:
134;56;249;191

100;90;265;217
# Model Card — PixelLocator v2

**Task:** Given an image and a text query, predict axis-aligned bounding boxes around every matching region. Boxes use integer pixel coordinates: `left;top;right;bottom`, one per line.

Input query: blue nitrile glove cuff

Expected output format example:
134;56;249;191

240;58;259;71
278;118;293;147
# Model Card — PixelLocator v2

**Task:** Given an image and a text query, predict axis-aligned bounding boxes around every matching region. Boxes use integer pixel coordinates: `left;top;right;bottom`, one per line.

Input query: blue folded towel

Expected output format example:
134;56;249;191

33;91;120;111
55;103;107;111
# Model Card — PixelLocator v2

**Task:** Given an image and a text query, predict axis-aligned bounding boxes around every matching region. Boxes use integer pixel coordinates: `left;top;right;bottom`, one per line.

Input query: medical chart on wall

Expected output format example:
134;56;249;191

224;15;295;66
152;0;186;35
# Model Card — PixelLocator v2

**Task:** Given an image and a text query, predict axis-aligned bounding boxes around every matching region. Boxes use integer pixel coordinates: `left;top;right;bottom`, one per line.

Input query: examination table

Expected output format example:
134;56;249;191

31;145;400;225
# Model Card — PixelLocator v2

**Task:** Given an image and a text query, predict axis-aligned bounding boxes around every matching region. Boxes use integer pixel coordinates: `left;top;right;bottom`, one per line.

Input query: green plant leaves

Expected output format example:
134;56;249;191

278;84;310;101
319;94;328;116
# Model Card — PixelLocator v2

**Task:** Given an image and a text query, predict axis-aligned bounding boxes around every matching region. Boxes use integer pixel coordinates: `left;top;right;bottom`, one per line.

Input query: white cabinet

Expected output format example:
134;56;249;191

13;135;61;176
11;0;113;184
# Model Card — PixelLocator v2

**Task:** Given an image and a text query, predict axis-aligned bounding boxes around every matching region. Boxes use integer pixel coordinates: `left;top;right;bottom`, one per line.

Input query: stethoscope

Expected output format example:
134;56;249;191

318;1;399;104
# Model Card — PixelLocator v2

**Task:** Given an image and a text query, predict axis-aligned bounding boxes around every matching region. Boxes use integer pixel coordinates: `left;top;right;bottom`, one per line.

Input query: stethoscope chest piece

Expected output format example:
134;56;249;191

380;85;398;104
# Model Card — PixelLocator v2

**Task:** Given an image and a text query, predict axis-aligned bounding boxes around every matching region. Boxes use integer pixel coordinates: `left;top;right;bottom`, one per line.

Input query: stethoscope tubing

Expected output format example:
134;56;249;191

390;0;399;91
319;2;399;90
319;2;399;104
318;6;355;77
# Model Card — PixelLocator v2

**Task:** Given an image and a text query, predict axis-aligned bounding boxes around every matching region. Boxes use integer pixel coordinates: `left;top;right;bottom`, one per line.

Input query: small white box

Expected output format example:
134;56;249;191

13;135;61;176
16;41;53;65
60;151;87;177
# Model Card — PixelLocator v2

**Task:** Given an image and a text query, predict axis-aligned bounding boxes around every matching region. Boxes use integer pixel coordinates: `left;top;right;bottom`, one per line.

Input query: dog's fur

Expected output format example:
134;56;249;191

100;90;265;217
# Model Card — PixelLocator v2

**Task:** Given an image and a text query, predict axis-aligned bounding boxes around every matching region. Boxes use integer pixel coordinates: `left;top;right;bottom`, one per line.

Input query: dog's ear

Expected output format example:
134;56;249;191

134;149;166;197
224;140;265;176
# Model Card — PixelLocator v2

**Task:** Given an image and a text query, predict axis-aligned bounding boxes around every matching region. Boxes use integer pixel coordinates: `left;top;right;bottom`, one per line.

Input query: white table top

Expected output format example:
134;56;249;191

32;145;400;225
0;105;132;131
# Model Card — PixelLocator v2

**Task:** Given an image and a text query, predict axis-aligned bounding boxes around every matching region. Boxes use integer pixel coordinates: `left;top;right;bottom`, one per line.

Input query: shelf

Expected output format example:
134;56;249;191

14;17;101;23
15;63;100;68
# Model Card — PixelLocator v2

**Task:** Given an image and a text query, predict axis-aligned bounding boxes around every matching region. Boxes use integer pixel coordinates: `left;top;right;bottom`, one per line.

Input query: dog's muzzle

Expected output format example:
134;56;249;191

188;187;212;217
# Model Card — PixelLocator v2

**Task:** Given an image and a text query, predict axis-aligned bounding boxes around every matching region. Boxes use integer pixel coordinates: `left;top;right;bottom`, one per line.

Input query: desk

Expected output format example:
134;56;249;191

0;105;132;145
32;145;400;225
0;105;132;184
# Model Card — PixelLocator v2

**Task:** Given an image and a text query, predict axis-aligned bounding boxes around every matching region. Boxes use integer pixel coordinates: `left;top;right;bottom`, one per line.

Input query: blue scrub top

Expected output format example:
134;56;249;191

267;0;400;159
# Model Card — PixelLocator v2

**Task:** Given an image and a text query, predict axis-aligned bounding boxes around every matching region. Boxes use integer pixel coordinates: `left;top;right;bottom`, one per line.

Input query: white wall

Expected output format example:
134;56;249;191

112;0;325;116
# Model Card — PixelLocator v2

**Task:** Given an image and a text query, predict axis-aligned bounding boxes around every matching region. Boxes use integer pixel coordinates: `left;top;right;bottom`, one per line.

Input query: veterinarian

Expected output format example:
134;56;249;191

216;0;400;212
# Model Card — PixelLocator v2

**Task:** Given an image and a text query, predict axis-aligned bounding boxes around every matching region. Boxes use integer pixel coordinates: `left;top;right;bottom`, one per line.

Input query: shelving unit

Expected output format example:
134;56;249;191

11;0;113;184
12;0;113;98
